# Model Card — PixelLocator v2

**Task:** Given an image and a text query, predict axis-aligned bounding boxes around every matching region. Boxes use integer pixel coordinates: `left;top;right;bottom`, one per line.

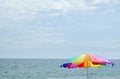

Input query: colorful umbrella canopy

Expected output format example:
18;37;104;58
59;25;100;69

60;54;115;79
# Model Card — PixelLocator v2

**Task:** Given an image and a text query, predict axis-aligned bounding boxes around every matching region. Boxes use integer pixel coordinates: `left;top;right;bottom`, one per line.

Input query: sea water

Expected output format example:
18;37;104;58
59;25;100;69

0;59;119;79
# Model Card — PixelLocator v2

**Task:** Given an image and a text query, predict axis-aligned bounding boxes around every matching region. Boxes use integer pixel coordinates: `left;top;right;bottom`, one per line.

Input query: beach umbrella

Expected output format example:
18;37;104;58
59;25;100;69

60;53;115;79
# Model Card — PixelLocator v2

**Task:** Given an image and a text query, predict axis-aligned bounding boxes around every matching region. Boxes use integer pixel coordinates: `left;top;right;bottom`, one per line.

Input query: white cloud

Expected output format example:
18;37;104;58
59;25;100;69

78;40;120;49
1;38;65;49
0;0;119;19
92;0;110;4
0;0;119;49
0;26;66;49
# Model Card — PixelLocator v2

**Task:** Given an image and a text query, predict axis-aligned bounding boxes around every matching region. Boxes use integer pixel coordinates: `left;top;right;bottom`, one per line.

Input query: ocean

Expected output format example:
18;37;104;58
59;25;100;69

0;59;119;79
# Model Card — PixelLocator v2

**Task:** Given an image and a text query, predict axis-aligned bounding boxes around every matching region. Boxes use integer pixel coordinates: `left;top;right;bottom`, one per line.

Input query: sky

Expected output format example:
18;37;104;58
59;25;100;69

0;0;120;59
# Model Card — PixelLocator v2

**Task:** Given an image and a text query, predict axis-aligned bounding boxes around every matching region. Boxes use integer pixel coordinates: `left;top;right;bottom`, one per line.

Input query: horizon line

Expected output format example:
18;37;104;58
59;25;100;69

0;57;119;60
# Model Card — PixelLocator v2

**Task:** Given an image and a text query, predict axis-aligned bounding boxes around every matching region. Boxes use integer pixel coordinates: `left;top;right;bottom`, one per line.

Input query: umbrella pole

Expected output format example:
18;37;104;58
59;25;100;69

87;68;88;79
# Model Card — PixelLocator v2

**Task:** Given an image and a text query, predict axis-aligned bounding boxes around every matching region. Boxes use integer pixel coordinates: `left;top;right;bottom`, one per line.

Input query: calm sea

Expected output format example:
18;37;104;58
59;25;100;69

0;59;119;79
